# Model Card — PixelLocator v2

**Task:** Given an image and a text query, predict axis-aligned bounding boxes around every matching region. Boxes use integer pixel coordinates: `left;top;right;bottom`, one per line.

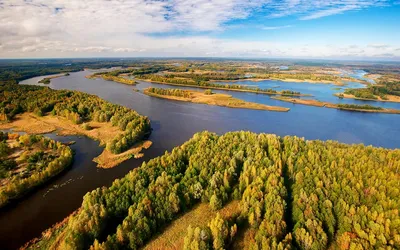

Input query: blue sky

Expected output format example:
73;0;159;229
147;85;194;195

0;0;400;59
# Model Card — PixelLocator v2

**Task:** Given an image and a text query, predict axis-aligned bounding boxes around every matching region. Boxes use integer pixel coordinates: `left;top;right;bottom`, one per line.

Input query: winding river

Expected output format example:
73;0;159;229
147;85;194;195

0;69;399;249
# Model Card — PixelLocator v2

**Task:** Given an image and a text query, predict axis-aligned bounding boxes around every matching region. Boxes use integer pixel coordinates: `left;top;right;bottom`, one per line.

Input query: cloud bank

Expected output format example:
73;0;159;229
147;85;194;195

0;0;398;59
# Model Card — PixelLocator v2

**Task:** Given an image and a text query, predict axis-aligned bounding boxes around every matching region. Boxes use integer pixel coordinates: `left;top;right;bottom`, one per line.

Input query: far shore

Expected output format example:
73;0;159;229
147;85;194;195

0;113;151;169
210;77;346;86
137;78;312;97
271;96;400;114
143;88;290;112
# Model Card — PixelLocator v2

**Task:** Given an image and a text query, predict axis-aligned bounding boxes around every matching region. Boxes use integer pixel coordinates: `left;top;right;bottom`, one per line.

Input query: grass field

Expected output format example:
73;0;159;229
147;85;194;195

143;200;240;250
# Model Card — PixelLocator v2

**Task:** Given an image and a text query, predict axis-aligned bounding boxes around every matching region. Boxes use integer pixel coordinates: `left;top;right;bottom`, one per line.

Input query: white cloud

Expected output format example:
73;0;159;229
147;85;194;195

368;44;390;49
0;0;397;58
262;25;292;30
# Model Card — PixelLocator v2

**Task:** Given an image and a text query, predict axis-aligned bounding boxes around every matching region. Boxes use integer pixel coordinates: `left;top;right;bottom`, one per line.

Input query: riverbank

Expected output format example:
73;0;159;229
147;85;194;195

143;88;290;112
0;113;151;168
334;93;400;103
272;96;400;114
137;78;311;97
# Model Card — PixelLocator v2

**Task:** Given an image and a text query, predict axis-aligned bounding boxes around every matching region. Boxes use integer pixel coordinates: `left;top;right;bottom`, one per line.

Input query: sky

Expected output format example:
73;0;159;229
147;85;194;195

0;0;400;60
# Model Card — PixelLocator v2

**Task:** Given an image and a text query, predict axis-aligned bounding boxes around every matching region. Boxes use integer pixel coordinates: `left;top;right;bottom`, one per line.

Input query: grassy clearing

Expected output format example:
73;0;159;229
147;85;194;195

143;200;240;250
144;88;290;112
230;223;256;250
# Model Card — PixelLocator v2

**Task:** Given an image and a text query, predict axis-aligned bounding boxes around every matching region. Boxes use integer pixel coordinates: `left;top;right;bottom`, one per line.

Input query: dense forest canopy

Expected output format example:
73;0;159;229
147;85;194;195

27;131;400;250
0;84;151;154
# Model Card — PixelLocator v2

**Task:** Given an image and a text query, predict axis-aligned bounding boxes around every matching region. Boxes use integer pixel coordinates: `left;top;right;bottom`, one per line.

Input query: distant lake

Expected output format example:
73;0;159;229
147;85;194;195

1;69;399;249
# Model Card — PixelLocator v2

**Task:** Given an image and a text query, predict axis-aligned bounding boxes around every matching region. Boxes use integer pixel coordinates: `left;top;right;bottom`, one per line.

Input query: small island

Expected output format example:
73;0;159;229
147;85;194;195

272;96;400;114
0;132;73;208
38;73;70;84
87;73;137;85
143;87;290;112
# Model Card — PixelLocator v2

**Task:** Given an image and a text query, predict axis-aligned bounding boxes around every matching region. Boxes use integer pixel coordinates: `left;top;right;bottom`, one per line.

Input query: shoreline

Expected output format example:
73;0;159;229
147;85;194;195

0;113;151;169
334;93;400;103
137;79;312;97
143;88;290;112
271;96;400;114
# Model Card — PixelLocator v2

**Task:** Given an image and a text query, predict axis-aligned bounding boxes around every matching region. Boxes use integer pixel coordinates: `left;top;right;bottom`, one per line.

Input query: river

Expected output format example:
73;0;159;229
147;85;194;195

0;69;399;249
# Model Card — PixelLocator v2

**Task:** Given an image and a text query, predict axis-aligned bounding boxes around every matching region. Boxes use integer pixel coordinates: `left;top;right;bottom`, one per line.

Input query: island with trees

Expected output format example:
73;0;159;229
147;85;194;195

271;96;400;114
0;84;152;168
37;73;70;85
87;72;137;85
0;132;73;208
336;81;400;103
143;87;290;112
23;131;400;250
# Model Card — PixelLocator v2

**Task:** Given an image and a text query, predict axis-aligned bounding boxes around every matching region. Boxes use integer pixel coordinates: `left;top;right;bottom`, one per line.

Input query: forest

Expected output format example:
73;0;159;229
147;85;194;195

26;131;400;250
0;84;151;154
0;132;73;208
